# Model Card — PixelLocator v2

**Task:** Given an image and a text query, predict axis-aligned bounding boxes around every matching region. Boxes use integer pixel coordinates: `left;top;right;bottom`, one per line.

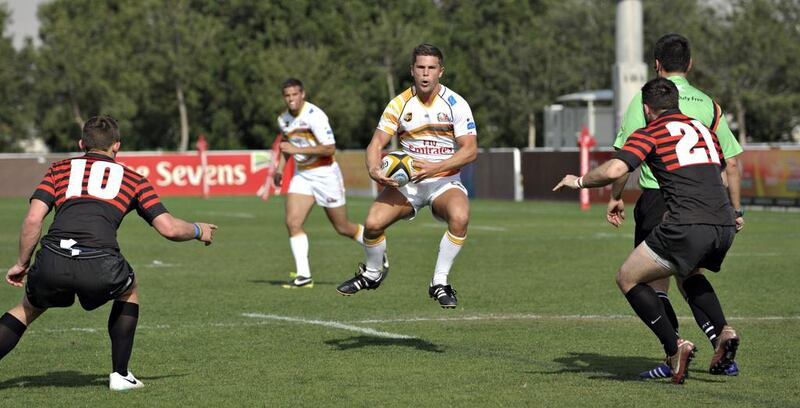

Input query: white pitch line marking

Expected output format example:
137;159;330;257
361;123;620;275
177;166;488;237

137;260;180;268
349;314;800;324
27;313;800;336
197;211;256;219
242;313;416;339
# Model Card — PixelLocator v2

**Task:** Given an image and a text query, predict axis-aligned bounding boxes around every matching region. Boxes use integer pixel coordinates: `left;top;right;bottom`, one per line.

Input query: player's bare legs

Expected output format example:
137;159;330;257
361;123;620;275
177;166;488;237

616;244;696;384
336;188;411;296
8;295;46;325
324;205;364;243
0;296;45;361
364;187;415;237
284;193;316;279
430;188;469;285
362;187;413;276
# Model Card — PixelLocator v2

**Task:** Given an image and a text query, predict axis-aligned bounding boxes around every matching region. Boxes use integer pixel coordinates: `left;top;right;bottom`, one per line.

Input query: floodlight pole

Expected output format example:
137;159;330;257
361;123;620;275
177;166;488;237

613;0;647;132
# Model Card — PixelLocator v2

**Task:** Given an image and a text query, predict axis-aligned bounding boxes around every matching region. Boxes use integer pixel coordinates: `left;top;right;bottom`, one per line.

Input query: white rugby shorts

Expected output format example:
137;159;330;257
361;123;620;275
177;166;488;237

288;162;346;208
398;174;468;221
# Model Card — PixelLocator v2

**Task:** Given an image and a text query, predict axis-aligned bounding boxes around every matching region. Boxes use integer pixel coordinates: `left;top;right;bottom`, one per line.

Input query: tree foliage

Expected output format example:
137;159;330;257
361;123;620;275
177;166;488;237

0;0;798;152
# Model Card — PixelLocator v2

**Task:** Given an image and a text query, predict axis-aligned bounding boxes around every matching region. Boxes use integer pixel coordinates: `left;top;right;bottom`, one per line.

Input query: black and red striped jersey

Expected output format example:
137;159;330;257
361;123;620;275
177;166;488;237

30;152;169;250
615;109;735;226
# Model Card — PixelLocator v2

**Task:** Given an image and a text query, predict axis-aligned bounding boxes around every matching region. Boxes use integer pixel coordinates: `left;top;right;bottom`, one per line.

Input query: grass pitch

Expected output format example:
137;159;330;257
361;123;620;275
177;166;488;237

0;196;798;407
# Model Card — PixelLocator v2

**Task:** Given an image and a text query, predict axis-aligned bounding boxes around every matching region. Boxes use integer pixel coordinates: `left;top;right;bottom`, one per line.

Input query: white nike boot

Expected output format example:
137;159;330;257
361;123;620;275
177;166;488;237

109;371;145;391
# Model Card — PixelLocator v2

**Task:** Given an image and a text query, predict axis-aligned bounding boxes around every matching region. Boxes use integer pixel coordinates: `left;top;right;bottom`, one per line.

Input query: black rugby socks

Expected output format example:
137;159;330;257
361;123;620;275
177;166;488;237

682;274;727;346
625;283;680;356
655;290;680;335
0;312;27;360
108;301;139;375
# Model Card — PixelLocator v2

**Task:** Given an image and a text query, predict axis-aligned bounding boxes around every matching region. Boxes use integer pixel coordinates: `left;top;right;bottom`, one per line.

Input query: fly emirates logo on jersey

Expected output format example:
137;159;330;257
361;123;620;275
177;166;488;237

117;152;274;196
407;140;454;156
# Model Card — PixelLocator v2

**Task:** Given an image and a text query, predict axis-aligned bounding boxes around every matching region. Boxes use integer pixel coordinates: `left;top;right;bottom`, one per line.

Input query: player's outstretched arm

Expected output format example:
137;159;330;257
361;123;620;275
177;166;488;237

152;213;217;246
279;142;335;157
366;129;399;187
6;199;51;287
553;159;630;192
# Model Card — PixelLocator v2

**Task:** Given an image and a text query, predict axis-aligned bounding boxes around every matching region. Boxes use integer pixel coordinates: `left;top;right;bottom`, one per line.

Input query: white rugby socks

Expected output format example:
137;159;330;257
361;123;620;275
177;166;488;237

432;231;466;286
352;224;365;245
362;234;386;280
289;233;310;278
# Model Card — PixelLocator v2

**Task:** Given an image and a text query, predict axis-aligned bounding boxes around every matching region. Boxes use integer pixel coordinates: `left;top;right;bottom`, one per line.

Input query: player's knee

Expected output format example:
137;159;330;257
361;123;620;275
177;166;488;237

333;223;352;237
364;217;384;236
285;218;303;234
447;210;469;233
615;269;633;292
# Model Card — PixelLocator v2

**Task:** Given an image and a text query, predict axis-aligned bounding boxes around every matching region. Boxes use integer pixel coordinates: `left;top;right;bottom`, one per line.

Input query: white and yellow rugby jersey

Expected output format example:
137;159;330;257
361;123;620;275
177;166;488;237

377;84;477;177
277;101;335;171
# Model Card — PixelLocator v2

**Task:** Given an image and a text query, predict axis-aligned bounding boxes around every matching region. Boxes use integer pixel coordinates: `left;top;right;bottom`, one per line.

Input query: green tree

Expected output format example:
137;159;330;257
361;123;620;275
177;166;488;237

0;4;33;151
705;0;800;142
34;0;140;150
443;0;615;147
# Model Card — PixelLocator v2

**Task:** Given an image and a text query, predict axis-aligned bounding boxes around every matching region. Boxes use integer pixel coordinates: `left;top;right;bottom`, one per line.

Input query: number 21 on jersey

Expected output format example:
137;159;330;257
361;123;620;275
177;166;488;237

65;159;125;199
668;119;721;167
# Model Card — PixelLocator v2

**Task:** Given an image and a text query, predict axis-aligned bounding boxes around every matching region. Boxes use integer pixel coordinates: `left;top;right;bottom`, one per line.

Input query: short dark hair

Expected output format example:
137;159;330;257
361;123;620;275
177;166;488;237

281;78;304;91
654;34;691;73
642;78;679;113
411;43;444;66
81;115;120;150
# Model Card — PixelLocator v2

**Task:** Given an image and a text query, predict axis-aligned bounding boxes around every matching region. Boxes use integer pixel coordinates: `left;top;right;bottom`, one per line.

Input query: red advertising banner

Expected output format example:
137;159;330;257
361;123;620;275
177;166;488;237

116;151;275;196
740;148;800;206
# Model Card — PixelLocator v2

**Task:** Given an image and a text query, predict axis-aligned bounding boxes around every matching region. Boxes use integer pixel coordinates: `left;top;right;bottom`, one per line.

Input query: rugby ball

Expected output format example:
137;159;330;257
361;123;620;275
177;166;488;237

381;151;414;187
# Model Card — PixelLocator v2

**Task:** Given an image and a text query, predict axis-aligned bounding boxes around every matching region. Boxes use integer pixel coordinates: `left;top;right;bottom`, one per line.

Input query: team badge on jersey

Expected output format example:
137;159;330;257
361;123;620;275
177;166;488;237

404;112;413;122
437;112;450;122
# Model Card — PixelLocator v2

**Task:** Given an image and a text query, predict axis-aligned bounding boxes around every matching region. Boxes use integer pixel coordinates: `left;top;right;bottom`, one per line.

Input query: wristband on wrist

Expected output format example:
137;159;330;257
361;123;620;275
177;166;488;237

576;176;585;189
734;209;744;218
193;223;201;240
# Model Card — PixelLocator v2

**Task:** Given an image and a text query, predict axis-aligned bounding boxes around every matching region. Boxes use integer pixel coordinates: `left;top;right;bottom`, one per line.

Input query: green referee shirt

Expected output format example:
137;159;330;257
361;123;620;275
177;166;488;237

614;75;743;189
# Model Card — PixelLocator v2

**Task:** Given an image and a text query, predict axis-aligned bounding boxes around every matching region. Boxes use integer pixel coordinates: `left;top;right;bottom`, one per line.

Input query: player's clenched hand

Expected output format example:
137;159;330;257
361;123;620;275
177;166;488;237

607;198;626;228
552;175;579;191
368;166;400;188
735;216;745;233
196;223;218;246
410;159;439;182
6;264;28;287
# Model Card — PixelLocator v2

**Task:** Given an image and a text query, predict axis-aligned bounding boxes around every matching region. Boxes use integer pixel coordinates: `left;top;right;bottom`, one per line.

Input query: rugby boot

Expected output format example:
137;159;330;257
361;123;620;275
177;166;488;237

666;339;696;385
336;263;387;296
710;325;740;375
639;362;673;379
282;276;313;289
109;371;144;391
429;284;458;309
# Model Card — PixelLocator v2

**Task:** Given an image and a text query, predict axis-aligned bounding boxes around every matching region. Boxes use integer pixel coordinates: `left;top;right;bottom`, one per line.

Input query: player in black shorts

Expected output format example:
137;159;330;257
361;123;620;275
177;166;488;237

554;78;739;384
0;116;218;391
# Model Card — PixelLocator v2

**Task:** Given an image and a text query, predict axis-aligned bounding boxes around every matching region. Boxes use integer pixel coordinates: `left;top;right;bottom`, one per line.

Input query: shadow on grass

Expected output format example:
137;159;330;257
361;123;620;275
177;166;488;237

248;279;338;287
533;352;723;383
325;336;445;353
0;371;187;389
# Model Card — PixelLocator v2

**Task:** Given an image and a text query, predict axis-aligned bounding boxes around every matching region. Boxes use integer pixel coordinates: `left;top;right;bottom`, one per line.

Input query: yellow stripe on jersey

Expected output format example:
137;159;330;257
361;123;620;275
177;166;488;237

446;231;466;245
400;123;455;139
382;112;399;125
